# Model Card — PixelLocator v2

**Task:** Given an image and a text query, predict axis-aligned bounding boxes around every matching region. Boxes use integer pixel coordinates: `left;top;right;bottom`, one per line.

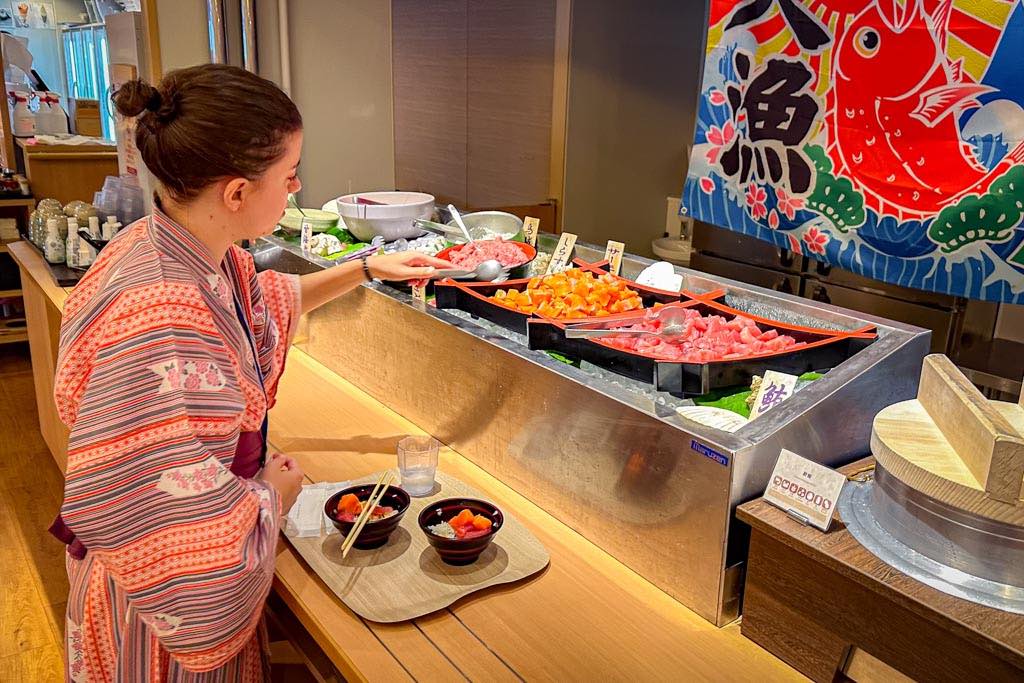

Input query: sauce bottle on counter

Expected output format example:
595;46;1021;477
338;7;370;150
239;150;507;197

77;239;93;268
66;217;80;268
101;215;121;241
44;218;65;264
86;216;102;261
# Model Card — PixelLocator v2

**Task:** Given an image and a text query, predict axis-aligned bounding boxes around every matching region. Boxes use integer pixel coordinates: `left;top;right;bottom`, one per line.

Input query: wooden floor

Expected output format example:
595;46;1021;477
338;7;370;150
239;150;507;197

0;343;68;681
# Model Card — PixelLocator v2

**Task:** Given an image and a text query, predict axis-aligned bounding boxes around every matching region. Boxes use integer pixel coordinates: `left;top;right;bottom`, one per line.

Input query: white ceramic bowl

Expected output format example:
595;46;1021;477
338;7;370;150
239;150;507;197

335;191;435;242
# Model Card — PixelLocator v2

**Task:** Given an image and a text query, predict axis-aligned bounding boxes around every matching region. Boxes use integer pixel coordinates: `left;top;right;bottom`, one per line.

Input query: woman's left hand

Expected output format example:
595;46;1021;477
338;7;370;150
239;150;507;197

365;252;453;282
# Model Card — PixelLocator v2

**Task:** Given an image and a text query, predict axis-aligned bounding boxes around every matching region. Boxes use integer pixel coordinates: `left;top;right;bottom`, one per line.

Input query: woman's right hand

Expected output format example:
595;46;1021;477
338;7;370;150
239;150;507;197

259;453;304;513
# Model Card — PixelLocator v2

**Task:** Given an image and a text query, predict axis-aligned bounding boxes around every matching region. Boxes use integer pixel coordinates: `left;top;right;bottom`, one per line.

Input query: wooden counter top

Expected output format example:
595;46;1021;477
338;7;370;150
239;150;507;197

270;350;801;682
8;240;72;312
13;239;800;681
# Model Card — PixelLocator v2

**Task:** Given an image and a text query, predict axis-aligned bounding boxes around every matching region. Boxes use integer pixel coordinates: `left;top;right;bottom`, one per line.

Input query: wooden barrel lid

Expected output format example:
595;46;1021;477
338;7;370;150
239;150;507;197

871;355;1024;527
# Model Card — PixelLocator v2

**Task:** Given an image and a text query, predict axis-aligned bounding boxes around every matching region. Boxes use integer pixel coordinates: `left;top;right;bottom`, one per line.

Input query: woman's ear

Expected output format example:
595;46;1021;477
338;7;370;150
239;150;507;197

222;177;249;212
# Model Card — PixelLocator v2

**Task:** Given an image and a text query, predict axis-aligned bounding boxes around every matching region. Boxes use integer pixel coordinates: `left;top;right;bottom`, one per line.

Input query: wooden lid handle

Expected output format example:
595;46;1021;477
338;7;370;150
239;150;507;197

918;355;1024;504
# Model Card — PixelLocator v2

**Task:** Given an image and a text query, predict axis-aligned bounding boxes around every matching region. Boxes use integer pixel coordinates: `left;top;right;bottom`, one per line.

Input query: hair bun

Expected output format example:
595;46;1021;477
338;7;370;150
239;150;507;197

112;79;180;126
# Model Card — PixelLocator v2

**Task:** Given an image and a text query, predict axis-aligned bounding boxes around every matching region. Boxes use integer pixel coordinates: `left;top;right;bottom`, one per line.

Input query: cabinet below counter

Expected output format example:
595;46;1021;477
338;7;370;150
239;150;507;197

9;240;71;470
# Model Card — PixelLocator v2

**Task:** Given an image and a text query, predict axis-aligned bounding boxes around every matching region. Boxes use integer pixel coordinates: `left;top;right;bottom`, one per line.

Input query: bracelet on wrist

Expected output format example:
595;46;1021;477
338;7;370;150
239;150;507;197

361;256;374;281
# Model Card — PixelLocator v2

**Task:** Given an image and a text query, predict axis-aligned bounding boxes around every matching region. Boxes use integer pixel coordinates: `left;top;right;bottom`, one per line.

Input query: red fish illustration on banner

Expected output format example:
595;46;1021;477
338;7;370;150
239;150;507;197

829;0;1024;217
684;0;1024;303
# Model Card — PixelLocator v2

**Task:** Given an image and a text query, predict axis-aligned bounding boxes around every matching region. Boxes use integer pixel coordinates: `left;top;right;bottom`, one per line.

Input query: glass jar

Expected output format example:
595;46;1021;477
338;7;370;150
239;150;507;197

63;200;85;218
74;203;99;226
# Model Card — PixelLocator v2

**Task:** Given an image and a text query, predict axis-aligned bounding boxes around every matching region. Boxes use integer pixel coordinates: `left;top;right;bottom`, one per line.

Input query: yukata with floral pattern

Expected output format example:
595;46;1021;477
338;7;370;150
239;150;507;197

53;208;300;681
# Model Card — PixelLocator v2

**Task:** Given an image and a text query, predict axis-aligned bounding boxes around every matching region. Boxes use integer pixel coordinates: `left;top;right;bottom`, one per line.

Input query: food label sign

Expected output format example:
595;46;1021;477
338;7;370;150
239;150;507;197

546;232;578;275
764;449;845;531
523;216;540;247
748;370;798;419
411;282;428;303
299;218;314;253
604;240;626;276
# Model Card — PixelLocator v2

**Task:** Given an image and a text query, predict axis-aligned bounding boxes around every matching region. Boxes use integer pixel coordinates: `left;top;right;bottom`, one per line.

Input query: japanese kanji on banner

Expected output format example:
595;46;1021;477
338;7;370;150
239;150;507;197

682;0;1024;302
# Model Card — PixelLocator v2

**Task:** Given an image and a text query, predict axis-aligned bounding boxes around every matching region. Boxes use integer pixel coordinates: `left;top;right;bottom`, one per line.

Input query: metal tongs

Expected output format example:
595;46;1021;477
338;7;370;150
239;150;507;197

564;307;692;340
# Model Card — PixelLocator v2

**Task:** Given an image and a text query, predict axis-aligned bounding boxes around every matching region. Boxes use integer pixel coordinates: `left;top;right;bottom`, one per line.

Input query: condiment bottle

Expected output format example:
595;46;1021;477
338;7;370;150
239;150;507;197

65;217;80;268
44;218;65;264
101;215;121;240
88;215;101;239
77;239;92;267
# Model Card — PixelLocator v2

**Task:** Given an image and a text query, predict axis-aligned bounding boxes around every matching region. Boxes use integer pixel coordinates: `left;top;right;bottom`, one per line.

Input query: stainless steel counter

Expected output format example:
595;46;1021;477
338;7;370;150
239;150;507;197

258;232;929;626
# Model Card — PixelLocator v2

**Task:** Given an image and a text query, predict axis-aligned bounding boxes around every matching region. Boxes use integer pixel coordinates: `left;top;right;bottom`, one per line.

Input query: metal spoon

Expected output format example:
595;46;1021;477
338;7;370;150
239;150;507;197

447;204;474;243
565;307;693;340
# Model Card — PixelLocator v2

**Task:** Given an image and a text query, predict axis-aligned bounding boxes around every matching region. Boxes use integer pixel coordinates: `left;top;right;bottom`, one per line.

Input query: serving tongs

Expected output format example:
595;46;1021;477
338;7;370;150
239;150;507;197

564;306;692;340
433;260;509;282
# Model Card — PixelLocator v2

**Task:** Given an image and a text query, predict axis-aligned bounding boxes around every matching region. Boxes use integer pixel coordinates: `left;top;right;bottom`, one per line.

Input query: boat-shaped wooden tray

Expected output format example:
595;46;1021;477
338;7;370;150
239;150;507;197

284;470;550;623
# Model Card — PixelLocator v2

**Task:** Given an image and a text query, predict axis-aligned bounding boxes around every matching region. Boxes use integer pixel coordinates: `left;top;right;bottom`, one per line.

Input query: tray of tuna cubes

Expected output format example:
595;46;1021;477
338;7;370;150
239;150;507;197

526;292;877;396
433;258;684;336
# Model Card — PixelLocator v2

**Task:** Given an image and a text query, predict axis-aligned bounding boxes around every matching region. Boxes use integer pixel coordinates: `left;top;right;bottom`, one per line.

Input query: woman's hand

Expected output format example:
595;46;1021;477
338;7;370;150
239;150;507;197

365;252;453;282
259;453;304;513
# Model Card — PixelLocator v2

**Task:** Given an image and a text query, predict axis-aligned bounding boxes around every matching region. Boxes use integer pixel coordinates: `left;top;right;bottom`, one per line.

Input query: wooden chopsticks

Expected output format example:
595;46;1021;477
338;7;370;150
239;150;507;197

341;470;395;558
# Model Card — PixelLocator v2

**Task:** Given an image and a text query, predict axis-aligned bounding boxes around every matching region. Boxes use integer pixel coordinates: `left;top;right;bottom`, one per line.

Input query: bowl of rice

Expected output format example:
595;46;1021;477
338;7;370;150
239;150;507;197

418;498;503;565
325;484;411;550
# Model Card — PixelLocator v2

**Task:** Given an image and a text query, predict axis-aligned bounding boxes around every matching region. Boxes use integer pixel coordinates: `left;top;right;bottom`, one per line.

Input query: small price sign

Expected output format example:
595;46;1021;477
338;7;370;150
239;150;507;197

604;240;626;276
523;216;540;248
545;232;578;275
764;449;846;531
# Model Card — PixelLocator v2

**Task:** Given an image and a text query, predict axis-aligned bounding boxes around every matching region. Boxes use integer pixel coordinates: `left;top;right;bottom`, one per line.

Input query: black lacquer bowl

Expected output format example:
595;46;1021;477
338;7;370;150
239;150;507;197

418;498;503;565
324;484;411;550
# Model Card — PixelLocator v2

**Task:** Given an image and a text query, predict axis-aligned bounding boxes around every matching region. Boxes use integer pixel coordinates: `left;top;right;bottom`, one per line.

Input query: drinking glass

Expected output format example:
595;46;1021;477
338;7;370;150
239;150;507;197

397;436;439;496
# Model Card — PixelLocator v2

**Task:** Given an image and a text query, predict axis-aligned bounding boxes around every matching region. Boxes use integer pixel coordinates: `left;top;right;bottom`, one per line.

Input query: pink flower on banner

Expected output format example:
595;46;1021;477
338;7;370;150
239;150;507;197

775;187;806;220
205;369;221;386
699;176;716;194
708;89;727;106
184;374;201;391
745;183;768;221
768;210;780;230
195;361;210;374
803;227;830;255
704;120;736;165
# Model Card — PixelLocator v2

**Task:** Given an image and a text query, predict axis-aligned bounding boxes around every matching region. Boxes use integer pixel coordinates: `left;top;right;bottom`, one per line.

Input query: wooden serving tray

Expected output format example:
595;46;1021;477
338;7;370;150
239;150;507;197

284;470;550;623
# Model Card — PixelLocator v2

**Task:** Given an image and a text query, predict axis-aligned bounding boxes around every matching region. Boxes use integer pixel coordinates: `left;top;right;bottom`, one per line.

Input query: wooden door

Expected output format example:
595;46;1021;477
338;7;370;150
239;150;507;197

392;0;561;225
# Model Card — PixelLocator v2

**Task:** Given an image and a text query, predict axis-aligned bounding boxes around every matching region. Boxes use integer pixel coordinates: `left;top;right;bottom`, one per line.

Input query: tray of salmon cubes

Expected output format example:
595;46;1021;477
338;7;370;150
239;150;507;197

433;259;683;336
526;292;877;396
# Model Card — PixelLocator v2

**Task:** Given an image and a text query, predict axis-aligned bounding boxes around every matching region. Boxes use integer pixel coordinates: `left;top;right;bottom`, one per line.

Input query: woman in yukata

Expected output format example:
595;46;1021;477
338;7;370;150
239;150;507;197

49;63;448;681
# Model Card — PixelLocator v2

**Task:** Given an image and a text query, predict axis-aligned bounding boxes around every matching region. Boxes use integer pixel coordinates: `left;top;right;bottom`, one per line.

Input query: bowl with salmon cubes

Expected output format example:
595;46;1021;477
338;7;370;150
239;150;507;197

418;498;503;565
325;485;411;550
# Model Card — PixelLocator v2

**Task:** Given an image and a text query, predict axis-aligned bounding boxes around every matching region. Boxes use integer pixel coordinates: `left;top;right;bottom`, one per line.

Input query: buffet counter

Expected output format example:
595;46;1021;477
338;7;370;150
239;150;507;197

10;240;801;681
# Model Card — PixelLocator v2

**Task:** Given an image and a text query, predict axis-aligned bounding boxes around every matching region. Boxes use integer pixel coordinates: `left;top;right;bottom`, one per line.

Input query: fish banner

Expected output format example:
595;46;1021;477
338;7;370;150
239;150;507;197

682;0;1024;302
